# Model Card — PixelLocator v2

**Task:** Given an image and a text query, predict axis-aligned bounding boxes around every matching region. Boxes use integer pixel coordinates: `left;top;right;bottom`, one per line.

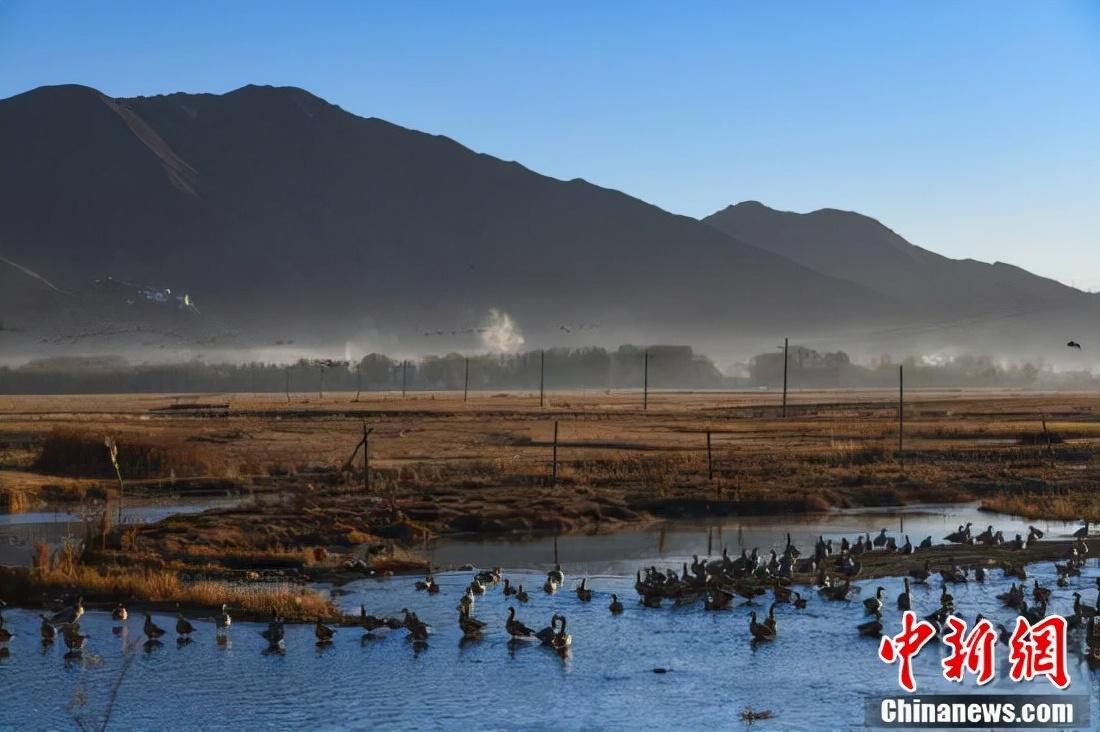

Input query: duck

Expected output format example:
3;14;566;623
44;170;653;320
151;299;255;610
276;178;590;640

896;579;911;611
505;607;535;640
502;578;517;596
314;618;336;644
111;603;128;622
217;604;232;631
864;586;886;614
609;594;624;614
40;615;57;642
749;611;776;641
575;578;593;602
858;611;884;637
143;612;166;639
175;606;196;638
515;585;530;603
458;605;486;638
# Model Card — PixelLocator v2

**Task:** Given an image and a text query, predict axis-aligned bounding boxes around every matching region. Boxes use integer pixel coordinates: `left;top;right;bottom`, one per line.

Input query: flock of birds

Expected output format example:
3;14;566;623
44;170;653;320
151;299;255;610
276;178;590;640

1;521;1097;664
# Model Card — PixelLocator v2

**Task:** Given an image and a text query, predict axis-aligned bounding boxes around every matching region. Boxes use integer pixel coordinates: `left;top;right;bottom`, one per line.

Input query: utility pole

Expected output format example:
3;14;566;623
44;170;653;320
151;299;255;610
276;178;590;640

898;364;904;469
706;428;713;481
319;365;325;401
551;420;559;485
463;357;469;402
354;365;362;402
402;360;408;398
539;349;545;408
643;349;650;411
363;423;374;491
781;338;789;418
284;367;290;404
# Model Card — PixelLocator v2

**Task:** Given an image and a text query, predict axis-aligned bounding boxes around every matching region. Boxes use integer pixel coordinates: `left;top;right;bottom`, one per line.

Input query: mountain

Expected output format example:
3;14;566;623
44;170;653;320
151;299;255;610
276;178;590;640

704;201;1099;357
0;84;892;358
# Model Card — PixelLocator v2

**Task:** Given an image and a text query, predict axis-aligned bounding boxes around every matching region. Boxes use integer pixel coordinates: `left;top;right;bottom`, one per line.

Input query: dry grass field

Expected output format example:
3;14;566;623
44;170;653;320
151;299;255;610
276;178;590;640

1;388;1097;617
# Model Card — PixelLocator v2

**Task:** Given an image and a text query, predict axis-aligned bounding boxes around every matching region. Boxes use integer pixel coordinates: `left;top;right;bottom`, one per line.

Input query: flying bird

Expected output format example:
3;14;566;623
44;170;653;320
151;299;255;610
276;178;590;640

1067;341;1082;350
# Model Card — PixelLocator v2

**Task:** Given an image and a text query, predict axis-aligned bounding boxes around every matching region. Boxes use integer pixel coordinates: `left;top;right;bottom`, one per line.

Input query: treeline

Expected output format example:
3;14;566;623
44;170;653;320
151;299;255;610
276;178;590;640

748;348;1100;389
0;346;1095;394
0;346;725;394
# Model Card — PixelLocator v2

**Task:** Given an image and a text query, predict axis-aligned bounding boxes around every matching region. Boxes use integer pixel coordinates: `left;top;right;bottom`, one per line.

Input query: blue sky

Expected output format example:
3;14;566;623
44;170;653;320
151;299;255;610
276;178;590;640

2;1;1098;288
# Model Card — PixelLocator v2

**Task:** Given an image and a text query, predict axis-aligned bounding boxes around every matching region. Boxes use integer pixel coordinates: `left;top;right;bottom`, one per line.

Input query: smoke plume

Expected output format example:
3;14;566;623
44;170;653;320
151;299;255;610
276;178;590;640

480;309;525;353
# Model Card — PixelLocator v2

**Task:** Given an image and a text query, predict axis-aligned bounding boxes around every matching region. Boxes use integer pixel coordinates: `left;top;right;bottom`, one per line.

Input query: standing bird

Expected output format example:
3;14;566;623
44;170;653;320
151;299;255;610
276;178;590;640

40;615;57;643
50;597;85;625
143;612;166;640
261;611;284;646
217;604;232;631
175;607;196;639
61;623;88;651
897;579;912;611
1074;522;1090;539
458;606;486;638
505;607;535;640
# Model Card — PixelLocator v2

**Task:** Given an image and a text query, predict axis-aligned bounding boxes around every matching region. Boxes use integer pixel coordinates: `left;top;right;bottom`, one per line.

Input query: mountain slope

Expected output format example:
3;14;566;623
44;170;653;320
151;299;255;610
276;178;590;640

703;201;1090;318
0;84;893;355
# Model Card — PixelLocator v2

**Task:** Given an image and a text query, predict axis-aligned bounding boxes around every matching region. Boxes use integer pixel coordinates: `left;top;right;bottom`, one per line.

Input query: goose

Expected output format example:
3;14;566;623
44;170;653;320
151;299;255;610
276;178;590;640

475;567;502;585
1074;593;1096;619
976;525;995;544
857;611;883;637
261;611;284;646
575;578;593;602
458;587;475;614
39;615;57;642
1032;580;1051;605
112;603;128;622
61;623;88;651
502;578;517;596
763;603;778;633
143;612;166;639
0;622;11;643
939;582;955;612
50;597;84;625
1074;522;1090;539
547;564;565;586
175;606;196;638
217;604;232;631
314;618;336;644
864;586;886;614
1026;526;1043;548
909;560;932;583
945;523;972;544
609;594;624;614
469;579;486;596
359;605;388;632
407;617;430;642
974;566;986;582
542;578;559;594
820;579;851;601
792;591;807;610
749;611;776;641
505;607;535;640
515;585;530;603
918;536;933;550
872;529;888;549
704;586;733;611
536;615;559;645
773;584;792;603
550;615;572;651
457;606;486;638
897;579;911;611
900;536;913;555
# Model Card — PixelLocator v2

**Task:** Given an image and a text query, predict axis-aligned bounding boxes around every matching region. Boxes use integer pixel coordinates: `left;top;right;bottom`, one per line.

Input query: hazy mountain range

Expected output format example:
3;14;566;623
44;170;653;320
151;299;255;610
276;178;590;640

1;83;1095;364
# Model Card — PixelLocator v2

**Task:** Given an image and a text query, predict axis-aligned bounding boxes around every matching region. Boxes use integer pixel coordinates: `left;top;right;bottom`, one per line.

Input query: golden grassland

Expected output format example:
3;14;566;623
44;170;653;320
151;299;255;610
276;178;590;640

1;389;1097;617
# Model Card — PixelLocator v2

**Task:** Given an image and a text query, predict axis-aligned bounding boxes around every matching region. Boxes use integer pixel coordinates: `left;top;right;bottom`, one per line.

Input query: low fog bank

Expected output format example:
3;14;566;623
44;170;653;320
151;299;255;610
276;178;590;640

0;345;1097;395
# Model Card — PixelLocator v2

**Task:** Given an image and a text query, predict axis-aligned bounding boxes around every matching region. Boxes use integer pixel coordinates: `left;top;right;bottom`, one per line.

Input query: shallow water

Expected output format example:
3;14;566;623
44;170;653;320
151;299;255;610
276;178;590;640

2;556;1098;729
430;502;1084;575
0;498;242;566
